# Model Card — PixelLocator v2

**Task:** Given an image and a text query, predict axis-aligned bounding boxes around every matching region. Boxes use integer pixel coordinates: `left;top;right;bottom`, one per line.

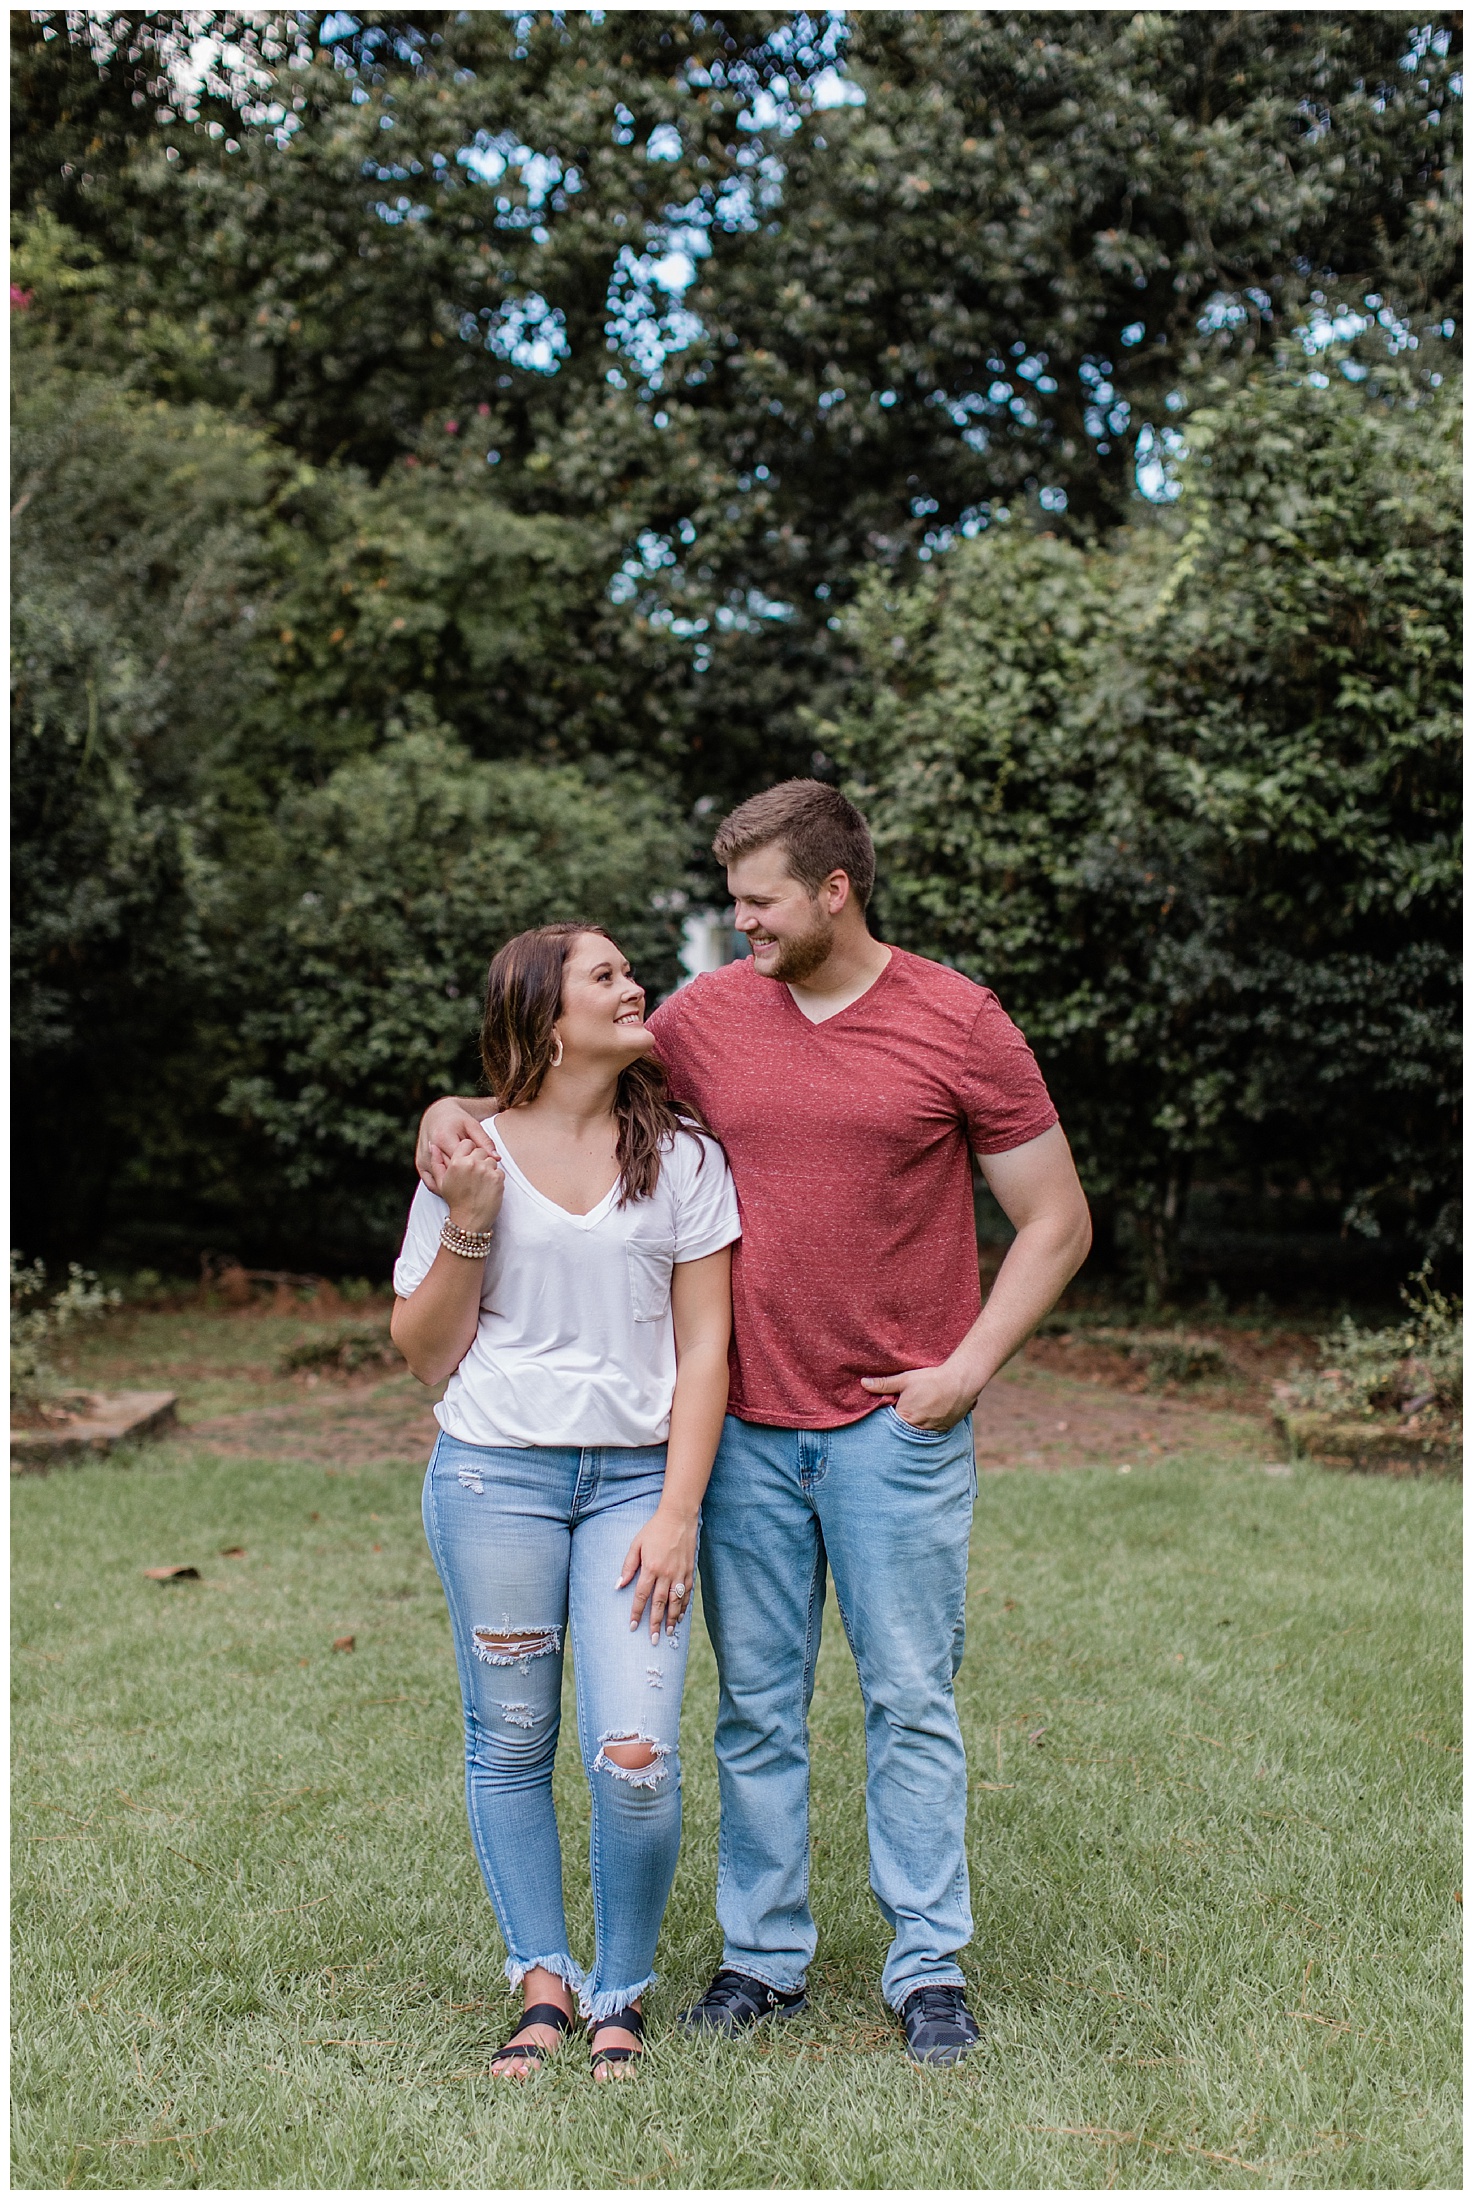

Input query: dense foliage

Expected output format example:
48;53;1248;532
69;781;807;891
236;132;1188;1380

14;8;1460;792
10;363;688;1262
10;10;1462;1273
1279;1266;1462;1426
832;360;1461;1290
220;725;689;1254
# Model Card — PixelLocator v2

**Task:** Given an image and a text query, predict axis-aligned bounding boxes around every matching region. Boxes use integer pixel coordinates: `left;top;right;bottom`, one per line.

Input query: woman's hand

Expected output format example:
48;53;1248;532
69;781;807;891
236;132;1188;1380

441;1136;505;1236
618;1504;697;1643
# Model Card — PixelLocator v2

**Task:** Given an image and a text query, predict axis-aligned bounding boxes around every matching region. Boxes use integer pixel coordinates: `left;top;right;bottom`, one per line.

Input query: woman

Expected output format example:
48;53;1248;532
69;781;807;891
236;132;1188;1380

391;923;738;2081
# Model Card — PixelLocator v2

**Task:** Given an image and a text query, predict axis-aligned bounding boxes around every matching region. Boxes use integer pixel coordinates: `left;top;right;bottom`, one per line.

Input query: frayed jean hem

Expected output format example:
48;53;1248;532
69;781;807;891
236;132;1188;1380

580;1970;656;2022
504;1950;586;1994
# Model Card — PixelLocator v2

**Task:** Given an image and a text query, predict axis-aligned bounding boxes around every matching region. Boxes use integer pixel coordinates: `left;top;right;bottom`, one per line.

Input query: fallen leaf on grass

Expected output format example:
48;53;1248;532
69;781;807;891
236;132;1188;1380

332;1635;355;1652
142;1566;199;1582
219;1546;246;1558
975;1781;1016;1791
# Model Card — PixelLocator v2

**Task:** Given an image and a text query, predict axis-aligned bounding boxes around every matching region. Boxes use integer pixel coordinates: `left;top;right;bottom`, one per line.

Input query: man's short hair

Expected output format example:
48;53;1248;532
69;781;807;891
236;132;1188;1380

711;779;876;908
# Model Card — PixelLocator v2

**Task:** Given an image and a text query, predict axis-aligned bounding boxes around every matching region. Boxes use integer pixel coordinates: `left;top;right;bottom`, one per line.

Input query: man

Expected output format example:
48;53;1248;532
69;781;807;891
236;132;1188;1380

416;780;1091;2064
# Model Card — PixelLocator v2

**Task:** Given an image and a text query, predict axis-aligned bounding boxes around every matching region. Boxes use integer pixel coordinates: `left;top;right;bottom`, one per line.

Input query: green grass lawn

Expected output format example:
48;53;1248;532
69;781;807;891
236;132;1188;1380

12;1393;1461;2187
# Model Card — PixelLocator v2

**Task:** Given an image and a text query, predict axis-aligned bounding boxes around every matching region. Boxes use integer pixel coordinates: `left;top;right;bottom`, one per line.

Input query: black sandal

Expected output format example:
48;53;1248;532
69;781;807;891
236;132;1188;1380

588;2003;645;2077
490;2000;575;2075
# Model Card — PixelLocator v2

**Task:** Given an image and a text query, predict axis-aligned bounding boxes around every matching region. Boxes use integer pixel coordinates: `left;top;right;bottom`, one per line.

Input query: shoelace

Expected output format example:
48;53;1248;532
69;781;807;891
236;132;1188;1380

703;1970;774;2010
908;1988;970;2021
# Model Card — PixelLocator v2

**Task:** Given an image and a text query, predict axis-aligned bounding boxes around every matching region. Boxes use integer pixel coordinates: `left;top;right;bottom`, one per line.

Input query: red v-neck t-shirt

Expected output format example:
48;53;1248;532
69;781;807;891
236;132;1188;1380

646;946;1058;1429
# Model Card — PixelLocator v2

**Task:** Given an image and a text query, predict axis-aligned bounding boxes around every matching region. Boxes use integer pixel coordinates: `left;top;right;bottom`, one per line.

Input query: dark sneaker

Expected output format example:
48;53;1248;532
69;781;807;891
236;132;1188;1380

676;1968;807;2036
900;1985;981;2066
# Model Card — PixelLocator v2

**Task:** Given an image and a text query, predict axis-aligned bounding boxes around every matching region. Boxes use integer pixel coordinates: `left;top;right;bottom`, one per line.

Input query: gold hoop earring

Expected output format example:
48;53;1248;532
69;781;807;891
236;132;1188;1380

549;1034;564;1067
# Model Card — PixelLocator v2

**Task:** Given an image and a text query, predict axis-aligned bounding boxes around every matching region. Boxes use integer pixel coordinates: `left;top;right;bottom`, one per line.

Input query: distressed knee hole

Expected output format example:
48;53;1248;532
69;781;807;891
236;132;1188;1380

472;1624;561;1670
497;1700;539;1729
603;1740;658;1769
595;1730;671;1787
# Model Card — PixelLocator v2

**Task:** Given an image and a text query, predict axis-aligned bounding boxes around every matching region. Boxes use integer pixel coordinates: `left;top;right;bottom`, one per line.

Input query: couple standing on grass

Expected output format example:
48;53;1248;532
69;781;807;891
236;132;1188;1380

392;779;1092;2080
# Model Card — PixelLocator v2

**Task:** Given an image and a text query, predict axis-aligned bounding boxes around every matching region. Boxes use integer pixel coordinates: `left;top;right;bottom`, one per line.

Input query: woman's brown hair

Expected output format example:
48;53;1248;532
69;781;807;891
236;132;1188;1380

479;922;709;1205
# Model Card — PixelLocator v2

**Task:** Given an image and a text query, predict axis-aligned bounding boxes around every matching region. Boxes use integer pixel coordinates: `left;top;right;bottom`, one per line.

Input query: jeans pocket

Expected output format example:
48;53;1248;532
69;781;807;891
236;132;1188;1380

888;1407;949;1442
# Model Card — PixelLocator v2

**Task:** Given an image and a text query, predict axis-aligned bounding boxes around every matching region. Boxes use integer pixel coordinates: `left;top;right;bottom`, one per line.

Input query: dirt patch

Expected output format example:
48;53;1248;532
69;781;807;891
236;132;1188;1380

183;1376;439;1471
973;1361;1268;1474
180;1362;1269;1479
1021;1325;1322;1416
60;1304;1283;1479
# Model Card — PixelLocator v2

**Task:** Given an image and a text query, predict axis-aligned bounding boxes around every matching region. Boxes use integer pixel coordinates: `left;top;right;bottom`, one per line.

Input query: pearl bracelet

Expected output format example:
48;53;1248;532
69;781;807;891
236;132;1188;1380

440;1219;495;1260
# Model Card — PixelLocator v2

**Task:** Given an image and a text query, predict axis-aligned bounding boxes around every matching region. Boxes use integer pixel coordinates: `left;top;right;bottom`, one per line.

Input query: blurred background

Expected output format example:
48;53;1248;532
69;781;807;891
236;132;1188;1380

10;8;1460;1304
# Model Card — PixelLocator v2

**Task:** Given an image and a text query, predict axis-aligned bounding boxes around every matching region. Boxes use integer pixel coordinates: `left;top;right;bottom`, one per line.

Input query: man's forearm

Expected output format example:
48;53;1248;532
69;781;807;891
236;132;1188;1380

416;1097;498;1191
947;1210;1091;1398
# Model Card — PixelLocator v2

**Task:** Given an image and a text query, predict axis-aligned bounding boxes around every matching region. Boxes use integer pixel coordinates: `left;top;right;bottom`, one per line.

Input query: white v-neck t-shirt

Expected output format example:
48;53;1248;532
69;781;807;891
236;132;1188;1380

393;1116;741;1450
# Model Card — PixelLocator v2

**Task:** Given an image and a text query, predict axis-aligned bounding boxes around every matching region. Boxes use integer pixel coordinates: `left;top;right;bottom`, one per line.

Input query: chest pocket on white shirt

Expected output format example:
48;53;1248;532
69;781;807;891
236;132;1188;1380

625;1232;676;1323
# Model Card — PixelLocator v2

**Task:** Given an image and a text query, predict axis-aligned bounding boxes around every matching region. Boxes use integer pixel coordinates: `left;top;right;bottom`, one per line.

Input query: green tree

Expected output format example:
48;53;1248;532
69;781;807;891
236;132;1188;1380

14;9;1460;797
219;721;687;1259
10;359;281;1260
831;358;1461;1295
11;11;1462;1275
10;356;688;1264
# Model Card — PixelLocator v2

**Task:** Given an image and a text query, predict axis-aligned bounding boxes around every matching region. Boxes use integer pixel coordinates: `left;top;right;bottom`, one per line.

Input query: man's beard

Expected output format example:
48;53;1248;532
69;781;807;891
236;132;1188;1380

756;914;834;984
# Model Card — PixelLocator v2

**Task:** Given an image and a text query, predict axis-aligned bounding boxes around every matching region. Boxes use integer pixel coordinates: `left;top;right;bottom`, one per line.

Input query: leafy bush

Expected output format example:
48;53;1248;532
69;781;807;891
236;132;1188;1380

10;362;692;1266
1281;1272;1463;1425
1090;1331;1230;1387
832;360;1460;1294
218;718;688;1250
10;1253;120;1412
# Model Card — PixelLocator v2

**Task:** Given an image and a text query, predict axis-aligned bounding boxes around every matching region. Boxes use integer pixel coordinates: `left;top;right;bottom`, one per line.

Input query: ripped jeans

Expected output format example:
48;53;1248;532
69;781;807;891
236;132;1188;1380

421;1430;691;2020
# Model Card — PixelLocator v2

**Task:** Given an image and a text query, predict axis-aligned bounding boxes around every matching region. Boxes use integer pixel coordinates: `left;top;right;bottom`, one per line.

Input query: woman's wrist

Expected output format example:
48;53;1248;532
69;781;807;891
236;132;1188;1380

445;1203;496;1233
441;1216;494;1257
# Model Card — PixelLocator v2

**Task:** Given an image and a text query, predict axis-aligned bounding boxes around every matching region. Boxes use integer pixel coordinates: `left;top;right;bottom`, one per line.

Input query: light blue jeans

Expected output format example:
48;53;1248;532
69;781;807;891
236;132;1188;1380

421;1430;692;2020
698;1407;977;2011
